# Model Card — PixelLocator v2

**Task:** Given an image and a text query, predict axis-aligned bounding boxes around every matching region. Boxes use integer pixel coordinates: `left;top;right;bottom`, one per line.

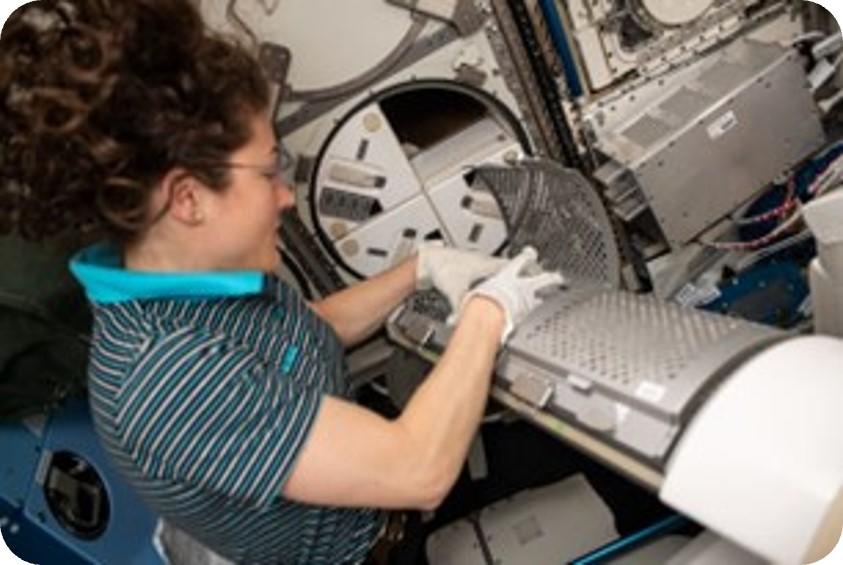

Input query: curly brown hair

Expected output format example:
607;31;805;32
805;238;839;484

0;0;270;242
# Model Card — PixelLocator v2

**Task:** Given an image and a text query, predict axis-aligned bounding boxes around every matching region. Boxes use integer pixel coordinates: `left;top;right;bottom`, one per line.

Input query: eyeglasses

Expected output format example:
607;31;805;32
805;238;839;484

204;145;293;185
225;159;285;183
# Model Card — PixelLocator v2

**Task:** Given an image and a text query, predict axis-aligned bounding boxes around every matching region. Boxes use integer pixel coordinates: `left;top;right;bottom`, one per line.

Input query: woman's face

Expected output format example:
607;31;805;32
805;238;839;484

203;112;295;272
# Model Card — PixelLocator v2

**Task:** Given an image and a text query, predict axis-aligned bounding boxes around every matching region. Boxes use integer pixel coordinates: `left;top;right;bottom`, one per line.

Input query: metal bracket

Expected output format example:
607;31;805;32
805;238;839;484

398;312;436;347
258;42;291;86
455;63;489;86
509;372;553;408
293;155;316;185
386;0;486;36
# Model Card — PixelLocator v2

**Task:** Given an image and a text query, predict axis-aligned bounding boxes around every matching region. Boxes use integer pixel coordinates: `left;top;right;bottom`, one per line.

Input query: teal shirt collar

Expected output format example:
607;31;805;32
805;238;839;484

69;243;266;304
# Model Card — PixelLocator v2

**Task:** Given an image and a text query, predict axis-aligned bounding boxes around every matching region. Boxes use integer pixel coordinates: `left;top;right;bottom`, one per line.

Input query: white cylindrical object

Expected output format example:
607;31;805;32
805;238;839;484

804;191;843;247
818;241;843;280
661;336;843;565
805;191;843;337
328;161;386;189
810;260;843;338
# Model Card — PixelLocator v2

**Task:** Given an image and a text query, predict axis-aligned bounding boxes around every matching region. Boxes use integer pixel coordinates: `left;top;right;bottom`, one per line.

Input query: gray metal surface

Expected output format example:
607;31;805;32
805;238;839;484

595;39;826;247
506;289;781;421
475;160;622;288
390;285;784;465
497;288;784;462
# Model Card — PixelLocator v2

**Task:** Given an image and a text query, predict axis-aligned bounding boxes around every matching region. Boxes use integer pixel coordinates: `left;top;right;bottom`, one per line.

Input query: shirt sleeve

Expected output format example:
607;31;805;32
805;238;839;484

118;330;323;509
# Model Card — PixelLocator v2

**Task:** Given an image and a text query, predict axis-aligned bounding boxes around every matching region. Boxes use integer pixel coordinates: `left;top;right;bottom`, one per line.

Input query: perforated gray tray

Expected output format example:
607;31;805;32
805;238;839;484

498;288;784;461
474;160;622;288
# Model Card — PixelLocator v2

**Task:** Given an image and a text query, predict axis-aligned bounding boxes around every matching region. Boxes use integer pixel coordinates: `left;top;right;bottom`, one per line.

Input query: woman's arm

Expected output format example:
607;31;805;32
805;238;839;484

284;248;560;510
283;297;505;510
309;257;418;348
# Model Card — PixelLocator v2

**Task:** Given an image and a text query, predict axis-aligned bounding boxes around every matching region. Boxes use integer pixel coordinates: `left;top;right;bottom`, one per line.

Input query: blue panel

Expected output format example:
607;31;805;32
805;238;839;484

700;261;809;328
1;498;91;565
0;420;44;509
536;0;584;98
22;399;164;565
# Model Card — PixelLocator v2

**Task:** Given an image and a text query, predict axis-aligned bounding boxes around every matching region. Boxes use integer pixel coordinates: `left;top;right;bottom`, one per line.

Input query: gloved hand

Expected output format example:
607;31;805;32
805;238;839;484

416;242;509;319
460;246;564;343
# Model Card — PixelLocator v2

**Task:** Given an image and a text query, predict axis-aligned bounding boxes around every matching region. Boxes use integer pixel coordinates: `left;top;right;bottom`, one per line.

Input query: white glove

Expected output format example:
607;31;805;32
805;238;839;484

416;242;509;318
460;246;564;343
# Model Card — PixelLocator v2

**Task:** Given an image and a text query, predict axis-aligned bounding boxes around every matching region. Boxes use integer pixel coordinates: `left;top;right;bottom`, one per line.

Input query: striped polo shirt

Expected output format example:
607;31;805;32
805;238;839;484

70;244;381;564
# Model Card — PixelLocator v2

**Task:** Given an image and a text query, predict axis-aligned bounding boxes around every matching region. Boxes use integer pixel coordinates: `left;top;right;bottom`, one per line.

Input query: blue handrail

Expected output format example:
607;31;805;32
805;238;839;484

536;0;585;98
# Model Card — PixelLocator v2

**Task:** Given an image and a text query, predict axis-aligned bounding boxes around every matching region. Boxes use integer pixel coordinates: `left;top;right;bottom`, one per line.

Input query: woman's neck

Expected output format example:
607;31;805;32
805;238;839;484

123;236;212;272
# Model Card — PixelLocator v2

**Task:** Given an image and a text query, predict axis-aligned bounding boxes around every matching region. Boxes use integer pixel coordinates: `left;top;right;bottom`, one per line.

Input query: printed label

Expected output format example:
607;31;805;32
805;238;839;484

635;381;666;404
676;282;722;307
707;111;738;140
615;403;631;424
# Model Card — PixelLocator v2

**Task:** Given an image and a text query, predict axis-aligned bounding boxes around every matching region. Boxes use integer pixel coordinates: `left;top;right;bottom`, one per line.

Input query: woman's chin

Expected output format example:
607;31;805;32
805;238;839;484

265;249;283;274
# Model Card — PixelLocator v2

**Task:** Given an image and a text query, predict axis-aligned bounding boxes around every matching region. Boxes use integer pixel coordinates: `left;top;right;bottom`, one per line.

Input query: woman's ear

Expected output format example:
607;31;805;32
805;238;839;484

157;168;206;226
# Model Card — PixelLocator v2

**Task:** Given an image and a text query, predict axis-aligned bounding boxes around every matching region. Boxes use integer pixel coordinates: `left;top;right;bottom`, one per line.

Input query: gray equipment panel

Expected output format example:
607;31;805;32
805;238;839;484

498;288;783;462
390;287;784;466
595;39;826;247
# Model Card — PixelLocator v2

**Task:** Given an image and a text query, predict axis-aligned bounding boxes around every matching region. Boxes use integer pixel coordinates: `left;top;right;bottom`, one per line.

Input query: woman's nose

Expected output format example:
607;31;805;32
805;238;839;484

276;181;296;211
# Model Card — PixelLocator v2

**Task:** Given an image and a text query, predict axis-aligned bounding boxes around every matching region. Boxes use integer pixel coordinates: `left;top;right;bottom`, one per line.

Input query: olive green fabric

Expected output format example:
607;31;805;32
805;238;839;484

0;235;90;420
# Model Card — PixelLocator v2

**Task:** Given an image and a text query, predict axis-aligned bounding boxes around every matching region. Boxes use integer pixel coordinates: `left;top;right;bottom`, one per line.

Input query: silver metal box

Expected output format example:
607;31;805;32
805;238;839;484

498;288;783;463
595;39;826;247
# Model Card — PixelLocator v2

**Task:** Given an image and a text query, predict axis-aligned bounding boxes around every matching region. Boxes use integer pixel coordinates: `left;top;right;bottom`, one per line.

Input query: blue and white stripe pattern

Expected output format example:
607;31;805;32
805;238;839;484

71;245;381;563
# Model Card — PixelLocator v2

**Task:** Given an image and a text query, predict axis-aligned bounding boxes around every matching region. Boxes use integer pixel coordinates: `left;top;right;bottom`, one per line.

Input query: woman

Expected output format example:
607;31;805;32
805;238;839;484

0;1;562;562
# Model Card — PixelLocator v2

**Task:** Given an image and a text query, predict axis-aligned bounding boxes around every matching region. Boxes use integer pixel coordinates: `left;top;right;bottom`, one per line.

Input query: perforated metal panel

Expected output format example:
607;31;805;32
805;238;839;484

510;289;780;418
497;288;784;461
622;115;673;148
523;291;738;386
404;159;622;322
474;160;622;288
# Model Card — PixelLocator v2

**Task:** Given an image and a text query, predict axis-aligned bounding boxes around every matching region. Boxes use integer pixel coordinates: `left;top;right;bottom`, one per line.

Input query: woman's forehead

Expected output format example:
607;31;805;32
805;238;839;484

240;114;278;155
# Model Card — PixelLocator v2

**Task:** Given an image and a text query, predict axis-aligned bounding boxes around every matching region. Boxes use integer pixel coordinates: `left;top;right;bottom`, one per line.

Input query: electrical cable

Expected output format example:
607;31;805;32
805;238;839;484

736;179;796;226
705;207;805;251
703;179;842;251
702;149;843;251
